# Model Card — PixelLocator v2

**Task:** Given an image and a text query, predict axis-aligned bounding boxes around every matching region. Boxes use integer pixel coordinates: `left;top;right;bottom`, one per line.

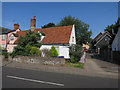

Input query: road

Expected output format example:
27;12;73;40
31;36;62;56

2;67;118;88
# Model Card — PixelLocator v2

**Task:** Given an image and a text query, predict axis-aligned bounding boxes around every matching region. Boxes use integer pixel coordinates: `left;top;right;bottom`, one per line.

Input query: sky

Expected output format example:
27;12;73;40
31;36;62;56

2;2;119;38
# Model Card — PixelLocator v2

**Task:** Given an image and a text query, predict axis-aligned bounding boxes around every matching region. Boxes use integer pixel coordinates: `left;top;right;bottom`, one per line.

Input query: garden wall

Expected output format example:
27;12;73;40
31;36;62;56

8;56;65;66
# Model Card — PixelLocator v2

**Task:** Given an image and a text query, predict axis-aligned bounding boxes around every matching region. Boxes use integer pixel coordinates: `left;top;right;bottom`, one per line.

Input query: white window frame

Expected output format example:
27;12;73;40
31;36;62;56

2;44;5;49
2;35;5;41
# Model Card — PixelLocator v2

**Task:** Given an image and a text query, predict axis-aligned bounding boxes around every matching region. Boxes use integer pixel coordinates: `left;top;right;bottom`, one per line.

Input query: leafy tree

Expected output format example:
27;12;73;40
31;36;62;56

69;44;83;63
50;46;58;57
104;18;120;45
17;30;41;48
104;17;120;34
25;44;32;54
11;30;42;57
57;16;92;45
41;23;55;28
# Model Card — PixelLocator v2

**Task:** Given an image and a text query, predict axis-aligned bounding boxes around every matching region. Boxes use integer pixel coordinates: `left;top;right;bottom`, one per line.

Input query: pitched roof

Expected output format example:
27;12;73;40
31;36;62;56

14;39;18;44
15;25;73;44
0;27;15;34
9;33;19;37
95;31;112;46
35;25;73;44
94;32;102;42
16;30;28;37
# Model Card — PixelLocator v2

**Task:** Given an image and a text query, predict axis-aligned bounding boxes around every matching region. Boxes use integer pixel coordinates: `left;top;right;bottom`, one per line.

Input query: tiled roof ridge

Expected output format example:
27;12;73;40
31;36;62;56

35;25;73;30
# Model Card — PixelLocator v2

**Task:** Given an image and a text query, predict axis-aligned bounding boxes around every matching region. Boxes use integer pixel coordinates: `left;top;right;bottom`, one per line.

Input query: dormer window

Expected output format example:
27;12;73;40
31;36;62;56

37;31;45;42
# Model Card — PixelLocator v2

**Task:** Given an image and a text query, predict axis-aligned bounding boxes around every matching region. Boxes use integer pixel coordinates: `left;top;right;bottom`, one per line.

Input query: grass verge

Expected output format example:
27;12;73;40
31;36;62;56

65;62;84;69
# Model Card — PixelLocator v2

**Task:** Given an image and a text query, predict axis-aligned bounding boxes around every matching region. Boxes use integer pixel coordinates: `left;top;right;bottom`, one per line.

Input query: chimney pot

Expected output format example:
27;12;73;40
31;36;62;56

33;16;36;19
14;23;19;30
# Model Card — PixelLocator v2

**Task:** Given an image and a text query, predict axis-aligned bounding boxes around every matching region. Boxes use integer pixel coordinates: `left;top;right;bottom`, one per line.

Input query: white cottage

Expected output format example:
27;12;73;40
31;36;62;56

34;25;76;59
9;17;76;58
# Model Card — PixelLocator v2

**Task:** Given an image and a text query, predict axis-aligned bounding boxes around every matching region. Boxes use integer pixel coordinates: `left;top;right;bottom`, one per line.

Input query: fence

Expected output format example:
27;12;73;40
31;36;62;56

100;48;112;62
112;51;120;64
99;48;120;64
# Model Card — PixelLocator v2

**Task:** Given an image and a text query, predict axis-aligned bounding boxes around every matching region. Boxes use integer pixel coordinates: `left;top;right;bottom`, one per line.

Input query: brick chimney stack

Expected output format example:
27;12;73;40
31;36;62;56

14;23;19;30
30;16;36;31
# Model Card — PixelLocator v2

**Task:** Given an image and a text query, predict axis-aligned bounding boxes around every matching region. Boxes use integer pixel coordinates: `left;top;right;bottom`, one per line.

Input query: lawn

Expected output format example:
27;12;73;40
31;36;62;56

65;62;84;69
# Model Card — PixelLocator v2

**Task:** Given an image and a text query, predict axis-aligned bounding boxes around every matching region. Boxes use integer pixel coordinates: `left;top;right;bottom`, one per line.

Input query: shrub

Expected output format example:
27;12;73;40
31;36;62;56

10;30;42;58
69;44;83;63
30;47;41;56
41;48;51;57
25;44;32;55
2;51;8;58
50;46;58;57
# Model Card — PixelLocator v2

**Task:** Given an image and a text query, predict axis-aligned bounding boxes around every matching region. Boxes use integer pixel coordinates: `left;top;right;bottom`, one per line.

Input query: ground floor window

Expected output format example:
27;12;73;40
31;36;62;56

2;44;5;49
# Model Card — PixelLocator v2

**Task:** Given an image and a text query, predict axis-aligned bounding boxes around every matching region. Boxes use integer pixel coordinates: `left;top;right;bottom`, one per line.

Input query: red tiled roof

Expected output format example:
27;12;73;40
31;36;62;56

16;30;28;37
35;25;73;44
15;25;73;44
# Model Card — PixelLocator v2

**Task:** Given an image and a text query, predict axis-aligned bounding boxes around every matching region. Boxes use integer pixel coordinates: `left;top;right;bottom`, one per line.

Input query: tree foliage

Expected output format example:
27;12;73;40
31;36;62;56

17;30;41;48
30;47;41;56
11;30;42;57
41;23;55;28
50;46;58;57
57;16;92;45
104;17;120;34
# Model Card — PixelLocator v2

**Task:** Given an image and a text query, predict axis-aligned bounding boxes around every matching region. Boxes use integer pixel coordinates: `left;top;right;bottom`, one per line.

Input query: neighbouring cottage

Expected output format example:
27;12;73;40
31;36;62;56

7;16;76;59
7;23;21;52
0;24;21;50
0;28;11;49
93;31;112;54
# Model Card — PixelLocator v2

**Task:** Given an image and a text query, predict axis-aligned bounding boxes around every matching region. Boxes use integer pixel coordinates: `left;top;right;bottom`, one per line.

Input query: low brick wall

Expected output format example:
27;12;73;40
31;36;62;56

9;56;65;66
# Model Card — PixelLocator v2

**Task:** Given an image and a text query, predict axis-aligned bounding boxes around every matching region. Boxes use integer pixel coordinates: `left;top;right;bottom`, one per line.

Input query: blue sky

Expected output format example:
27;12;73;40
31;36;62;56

2;2;118;38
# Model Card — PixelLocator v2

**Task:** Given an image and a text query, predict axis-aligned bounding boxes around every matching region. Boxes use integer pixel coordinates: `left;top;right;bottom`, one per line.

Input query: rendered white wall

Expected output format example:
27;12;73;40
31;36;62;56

40;45;70;59
59;46;70;59
69;25;76;46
